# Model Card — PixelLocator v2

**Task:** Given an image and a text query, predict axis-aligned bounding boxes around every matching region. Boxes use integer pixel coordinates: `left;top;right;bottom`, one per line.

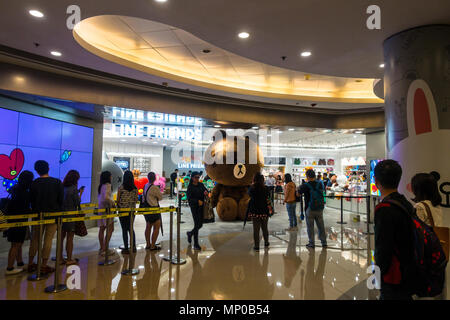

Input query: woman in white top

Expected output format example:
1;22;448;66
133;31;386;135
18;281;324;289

411;173;443;227
97;171;116;256
142;172;163;250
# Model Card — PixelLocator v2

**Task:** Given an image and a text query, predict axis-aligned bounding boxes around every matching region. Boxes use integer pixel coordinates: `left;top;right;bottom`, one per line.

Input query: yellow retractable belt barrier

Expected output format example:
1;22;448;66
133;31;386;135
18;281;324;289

0;206;176;228
0;219;56;228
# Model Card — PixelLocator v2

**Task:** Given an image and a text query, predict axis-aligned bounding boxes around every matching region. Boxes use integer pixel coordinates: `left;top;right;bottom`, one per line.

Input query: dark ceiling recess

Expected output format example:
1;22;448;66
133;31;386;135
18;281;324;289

202;49;211;54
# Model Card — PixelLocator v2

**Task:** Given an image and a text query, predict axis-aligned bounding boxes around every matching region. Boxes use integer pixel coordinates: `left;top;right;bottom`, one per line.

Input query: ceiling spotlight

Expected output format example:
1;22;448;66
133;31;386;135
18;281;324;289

379;63;385;68
214;125;221;128
252;126;259;130
202;49;211;54
300;51;312;57
355;130;363;134
29;10;44;18
288;128;295;131
50;51;62;57
155;0;167;2
238;32;250;39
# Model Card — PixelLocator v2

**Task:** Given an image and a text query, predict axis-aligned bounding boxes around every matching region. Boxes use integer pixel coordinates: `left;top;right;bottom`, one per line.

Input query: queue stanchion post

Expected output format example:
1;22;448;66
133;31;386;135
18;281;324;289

45;216;67;293
163;206;174;262
122;209;139;275
172;197;186;265
336;196;347;225
99;208;116;266
363;196;374;235
28;212;49;281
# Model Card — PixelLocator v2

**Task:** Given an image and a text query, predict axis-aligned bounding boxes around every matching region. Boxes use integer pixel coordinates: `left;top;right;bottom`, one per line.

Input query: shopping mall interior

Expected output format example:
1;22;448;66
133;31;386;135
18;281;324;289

0;0;449;303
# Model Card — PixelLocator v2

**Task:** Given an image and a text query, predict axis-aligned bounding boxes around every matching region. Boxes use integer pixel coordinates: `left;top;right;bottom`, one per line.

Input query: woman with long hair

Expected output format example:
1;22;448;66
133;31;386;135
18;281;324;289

186;171;208;251
117;170;138;254
411;173;443;227
5;170;34;275
248;172;272;251
143;172;163;250
284;173;297;231
60;170;83;265
97;171;115;256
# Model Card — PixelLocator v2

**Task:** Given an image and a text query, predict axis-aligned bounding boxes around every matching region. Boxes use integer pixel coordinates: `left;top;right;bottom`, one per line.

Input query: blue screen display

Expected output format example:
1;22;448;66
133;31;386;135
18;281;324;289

0;107;93;203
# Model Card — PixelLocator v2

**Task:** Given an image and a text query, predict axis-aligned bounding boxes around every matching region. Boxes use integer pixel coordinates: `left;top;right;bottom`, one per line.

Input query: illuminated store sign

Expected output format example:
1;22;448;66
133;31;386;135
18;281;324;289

109;124;202;142
178;162;205;169
109;107;203;126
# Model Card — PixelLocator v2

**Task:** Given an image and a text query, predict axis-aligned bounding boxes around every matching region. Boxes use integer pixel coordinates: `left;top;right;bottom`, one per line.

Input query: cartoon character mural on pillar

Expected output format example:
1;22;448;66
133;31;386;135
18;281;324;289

0;148;25;192
389;79;450;224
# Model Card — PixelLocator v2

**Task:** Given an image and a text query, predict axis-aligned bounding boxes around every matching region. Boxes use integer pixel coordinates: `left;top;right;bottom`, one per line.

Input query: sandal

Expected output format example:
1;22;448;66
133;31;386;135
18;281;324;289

150;246;161;251
65;259;78;266
27;263;37;273
41;265;55;274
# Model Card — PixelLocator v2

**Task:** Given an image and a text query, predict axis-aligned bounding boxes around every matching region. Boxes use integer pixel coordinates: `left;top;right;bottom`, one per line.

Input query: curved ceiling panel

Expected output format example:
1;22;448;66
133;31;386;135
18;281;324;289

73;15;383;104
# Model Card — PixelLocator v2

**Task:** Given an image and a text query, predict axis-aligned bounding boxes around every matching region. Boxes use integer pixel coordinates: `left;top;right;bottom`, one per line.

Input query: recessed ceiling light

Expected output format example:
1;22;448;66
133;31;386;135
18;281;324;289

29;10;44;18
155;0;167;2
300;51;312;57
214;125;221;128
252;126;259;130
202;49;211;54
355;130;363;134
238;32;250;39
50;51;62;57
288;128;295;131
379;63;385;68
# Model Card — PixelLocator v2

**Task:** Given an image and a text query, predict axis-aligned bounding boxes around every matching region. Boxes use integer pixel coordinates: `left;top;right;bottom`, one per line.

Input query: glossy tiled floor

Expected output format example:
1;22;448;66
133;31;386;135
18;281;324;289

0;199;447;300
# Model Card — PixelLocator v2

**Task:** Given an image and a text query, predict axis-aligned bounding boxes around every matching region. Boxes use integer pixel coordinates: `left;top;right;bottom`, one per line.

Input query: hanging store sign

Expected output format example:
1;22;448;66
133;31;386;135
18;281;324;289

108;123;202;142
109;107;203;126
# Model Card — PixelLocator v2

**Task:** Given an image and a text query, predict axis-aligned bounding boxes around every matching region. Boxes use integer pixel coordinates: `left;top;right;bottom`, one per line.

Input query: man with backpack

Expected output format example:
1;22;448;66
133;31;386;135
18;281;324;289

297;169;327;249
374;159;447;300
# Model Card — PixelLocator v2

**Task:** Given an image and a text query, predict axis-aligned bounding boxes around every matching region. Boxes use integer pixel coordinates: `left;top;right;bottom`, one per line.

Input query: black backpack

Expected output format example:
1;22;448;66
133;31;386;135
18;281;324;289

385;199;447;297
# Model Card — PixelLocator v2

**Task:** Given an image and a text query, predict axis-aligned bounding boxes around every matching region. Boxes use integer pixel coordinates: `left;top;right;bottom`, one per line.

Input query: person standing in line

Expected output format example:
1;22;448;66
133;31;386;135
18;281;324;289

373;160;416;300
60;170;83;265
322;173;330;189
297;169;327;249
170;169;178;196
143;172;163;251
284;174;297;231
248;172;272;251
186;171;208;251
117;170;139;254
411;173;443;227
5;171;34;275
97;171;116;256
28;160;64;274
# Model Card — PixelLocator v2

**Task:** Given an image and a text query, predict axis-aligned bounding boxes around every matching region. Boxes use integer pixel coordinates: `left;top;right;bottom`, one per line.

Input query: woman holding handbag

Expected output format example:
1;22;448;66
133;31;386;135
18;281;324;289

248;172;272;251
59;170;84;265
5;170;34;275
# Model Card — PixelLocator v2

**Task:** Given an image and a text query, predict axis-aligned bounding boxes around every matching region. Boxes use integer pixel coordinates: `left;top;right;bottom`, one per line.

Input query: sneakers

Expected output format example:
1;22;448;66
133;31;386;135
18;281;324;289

306;243;315;249
5;268;24;276
187;231;192;244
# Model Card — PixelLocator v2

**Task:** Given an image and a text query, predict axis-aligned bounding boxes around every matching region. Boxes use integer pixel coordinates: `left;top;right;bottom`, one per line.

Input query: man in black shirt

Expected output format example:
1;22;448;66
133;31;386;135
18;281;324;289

170;169;178;196
374;160;415;300
28;160;64;274
297;169;327;248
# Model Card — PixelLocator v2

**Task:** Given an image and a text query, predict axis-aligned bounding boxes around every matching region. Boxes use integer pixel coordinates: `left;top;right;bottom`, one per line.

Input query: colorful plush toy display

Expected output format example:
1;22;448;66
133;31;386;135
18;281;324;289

204;131;264;221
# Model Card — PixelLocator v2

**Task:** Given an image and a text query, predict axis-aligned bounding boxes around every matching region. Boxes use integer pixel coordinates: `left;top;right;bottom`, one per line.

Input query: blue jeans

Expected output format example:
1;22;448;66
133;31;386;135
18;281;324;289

305;208;327;245
286;203;297;227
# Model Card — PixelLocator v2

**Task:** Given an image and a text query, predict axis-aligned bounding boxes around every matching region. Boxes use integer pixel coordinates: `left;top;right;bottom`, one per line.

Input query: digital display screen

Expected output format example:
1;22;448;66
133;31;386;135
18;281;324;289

0;107;93;203
264;157;286;165
370;159;383;196
114;157;130;171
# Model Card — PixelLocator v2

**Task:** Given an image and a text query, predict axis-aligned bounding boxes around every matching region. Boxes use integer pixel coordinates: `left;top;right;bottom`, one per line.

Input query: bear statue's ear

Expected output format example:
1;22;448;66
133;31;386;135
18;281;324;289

406;79;439;137
213;130;227;142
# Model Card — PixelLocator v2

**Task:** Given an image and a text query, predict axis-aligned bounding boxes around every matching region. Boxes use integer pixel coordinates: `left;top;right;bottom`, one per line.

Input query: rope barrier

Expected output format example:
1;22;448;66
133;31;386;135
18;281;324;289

0;219;56;228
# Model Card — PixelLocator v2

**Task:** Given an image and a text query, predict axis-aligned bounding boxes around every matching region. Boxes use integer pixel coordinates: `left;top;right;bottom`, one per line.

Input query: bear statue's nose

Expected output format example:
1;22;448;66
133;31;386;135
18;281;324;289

238;165;243;169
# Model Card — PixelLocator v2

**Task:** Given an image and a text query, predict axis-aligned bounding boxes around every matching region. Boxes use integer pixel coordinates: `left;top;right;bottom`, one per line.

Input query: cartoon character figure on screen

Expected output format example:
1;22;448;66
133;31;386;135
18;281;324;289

204;130;264;221
0;148;24;192
389;79;450;225
59;150;72;164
